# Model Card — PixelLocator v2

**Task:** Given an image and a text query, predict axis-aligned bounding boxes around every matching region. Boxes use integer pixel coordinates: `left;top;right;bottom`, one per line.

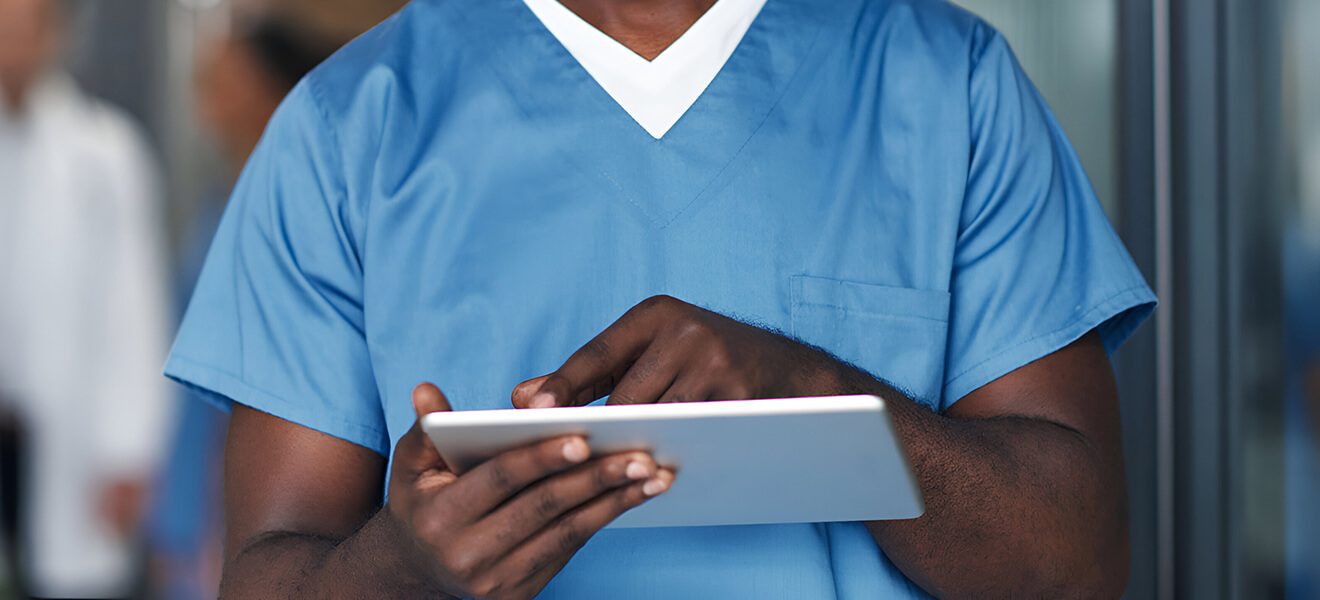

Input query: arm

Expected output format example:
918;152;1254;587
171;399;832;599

220;385;673;600
515;296;1128;598
860;331;1126;598
219;402;396;598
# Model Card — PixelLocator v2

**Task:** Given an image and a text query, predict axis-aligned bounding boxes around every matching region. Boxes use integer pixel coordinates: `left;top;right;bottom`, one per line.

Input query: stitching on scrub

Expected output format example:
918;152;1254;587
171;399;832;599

942;284;1153;394
795;301;950;324
304;80;350;213
172;353;390;440
302;74;386;408
958;25;1000;239
231;242;248;384
450;1;670;229
169;353;391;455
659;8;832;229
304;77;363;271
597;167;666;228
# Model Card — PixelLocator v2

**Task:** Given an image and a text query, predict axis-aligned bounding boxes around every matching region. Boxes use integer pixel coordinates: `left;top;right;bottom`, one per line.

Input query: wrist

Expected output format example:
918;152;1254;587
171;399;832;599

783;339;924;427
380;503;456;596
356;504;457;598
781;338;871;398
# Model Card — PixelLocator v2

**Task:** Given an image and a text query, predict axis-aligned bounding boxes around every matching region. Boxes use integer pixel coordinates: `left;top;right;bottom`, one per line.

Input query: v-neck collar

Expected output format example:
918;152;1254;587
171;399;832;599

520;0;768;139
456;0;832;228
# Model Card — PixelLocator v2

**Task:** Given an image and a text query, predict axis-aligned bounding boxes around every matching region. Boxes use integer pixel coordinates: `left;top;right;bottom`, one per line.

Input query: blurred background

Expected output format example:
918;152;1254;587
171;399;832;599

0;0;1315;598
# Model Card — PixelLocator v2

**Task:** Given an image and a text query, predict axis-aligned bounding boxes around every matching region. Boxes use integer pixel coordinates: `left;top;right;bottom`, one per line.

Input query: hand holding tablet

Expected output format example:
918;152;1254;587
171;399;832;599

422;394;924;529
387;384;676;599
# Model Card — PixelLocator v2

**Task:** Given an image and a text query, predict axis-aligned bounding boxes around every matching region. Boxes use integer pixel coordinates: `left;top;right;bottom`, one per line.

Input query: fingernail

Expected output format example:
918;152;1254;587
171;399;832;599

530;393;555;409
625;461;651;480
643;477;670;497
562;439;589;463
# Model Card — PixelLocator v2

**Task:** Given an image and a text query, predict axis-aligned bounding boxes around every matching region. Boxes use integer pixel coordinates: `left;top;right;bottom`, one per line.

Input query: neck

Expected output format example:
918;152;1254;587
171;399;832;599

556;0;718;60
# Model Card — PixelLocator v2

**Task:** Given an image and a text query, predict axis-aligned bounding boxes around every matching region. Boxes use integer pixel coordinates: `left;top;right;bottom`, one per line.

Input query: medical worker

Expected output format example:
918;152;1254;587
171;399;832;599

0;0;172;596
166;0;1156;597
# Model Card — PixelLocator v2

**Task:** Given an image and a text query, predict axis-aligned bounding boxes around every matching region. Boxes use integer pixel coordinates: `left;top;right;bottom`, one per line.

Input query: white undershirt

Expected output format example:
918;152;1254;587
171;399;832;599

522;0;768;139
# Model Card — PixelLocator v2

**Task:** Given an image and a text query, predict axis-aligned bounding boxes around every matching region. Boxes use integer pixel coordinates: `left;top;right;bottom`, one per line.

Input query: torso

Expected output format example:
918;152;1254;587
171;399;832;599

308;0;980;596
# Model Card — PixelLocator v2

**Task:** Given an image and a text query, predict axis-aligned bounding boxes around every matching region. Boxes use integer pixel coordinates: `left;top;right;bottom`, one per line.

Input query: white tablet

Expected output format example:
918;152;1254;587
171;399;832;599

420;395;924;528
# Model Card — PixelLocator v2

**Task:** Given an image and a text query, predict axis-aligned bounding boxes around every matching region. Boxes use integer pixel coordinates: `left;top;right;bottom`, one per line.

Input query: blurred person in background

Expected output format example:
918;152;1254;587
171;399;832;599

0;0;172;597
145;2;407;598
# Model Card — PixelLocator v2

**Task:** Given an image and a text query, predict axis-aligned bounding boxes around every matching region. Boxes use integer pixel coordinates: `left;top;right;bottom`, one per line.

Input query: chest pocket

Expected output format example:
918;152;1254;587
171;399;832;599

790;275;951;410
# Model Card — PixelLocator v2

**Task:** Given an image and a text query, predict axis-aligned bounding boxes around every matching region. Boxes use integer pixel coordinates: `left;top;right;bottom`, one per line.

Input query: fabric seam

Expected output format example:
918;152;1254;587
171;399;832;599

943;284;1154;398
165;354;389;455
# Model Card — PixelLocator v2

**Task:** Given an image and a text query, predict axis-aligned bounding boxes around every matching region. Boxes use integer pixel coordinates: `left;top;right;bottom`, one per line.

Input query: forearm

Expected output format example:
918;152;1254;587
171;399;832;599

819;365;1126;597
221;507;451;599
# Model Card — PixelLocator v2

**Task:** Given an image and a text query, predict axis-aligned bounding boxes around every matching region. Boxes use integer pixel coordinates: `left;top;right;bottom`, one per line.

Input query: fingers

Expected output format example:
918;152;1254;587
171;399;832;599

529;334;647;408
521;338;709;407
519;299;670;408
656;379;712;404
511;375;551;409
500;468;675;577
468;451;657;550
604;343;682;405
422;447;670;599
447;435;592;523
654;355;743;403
466;468;675;598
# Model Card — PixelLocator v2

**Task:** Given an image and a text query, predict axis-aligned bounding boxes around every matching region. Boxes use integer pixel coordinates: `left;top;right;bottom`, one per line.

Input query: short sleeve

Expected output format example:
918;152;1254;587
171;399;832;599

164;82;388;455
940;28;1156;410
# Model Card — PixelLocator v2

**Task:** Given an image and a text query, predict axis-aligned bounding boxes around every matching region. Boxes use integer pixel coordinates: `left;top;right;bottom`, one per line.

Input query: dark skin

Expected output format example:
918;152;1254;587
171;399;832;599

512;297;1129;598
222;388;674;600
223;297;1128;599
557;0;718;60
220;3;1129;598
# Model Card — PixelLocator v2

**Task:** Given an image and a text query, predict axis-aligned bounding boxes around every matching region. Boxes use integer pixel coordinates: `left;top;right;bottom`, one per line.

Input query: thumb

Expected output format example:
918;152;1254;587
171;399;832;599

391;383;458;509
396;383;453;477
413;382;453;418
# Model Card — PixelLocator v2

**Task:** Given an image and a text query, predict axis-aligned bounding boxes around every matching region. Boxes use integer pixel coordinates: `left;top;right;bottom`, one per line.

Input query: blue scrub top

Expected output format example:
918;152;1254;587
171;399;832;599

165;0;1156;596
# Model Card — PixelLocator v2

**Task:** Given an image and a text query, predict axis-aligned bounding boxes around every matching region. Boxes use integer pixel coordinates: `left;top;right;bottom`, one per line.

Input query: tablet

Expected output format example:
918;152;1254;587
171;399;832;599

420;395;924;528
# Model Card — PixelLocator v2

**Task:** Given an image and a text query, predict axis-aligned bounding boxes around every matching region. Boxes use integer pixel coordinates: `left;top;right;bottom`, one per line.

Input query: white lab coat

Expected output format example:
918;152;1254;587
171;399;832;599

0;73;172;598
